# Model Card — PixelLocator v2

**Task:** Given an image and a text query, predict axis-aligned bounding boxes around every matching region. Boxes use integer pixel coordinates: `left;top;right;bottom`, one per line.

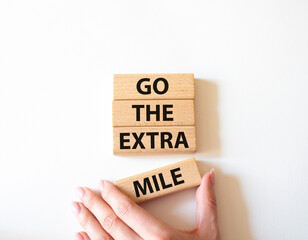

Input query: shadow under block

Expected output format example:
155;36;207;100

114;73;194;100
114;158;201;203
113;126;196;154
112;100;195;127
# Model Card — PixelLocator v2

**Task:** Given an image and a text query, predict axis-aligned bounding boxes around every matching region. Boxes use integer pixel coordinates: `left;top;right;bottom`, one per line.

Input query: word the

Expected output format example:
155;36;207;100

132;104;173;121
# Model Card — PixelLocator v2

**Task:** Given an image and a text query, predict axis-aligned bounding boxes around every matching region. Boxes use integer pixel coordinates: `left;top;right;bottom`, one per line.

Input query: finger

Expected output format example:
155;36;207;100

72;202;112;240
74;231;91;240
100;180;176;240
77;187;141;240
195;169;220;237
79;231;91;240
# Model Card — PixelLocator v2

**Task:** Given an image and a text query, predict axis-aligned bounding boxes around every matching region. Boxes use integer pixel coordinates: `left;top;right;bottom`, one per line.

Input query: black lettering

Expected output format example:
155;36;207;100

153;78;169;94
132;105;144;121
146;105;160;121
174;132;189;148
136;78;151;94
159;173;173;189
170;168;185;186
133;178;154;197
120;133;130;149
152;175;160;191
132;132;145;149
161;132;173;149
146;132;159;149
162;104;173;121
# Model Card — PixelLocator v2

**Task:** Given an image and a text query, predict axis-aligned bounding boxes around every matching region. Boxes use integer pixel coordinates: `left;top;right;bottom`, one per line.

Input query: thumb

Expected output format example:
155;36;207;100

195;169;219;237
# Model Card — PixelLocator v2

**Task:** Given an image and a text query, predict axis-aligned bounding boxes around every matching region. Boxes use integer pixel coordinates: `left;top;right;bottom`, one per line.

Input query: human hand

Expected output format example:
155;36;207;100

72;169;220;240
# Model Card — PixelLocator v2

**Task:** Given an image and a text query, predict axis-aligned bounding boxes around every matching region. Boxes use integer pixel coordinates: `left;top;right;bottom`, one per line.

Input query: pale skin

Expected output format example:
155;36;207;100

72;169;220;240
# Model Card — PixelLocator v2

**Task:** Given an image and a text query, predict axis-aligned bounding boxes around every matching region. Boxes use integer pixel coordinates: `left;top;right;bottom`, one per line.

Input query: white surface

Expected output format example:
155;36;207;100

0;0;308;239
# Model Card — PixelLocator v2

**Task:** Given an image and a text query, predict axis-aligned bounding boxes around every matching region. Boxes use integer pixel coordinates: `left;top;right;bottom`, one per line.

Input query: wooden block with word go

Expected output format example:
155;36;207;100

113;126;196;154
112;100;195;127
114;158;201;203
114;74;194;100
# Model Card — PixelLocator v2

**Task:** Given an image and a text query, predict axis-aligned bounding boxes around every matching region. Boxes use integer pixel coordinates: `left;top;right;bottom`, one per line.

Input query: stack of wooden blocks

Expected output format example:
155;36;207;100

113;73;196;154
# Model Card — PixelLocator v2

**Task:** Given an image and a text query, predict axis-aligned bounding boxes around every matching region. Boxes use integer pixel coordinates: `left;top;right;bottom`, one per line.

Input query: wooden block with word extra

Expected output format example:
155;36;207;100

114;158;201;203
114;74;194;100
112;100;195;127
113;126;196;154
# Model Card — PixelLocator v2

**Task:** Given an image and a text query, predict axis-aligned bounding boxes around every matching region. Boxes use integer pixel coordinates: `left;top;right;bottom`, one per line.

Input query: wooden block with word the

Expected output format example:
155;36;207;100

114;158;201;203
113;126;196;154
112;100;195;127
114;74;194;100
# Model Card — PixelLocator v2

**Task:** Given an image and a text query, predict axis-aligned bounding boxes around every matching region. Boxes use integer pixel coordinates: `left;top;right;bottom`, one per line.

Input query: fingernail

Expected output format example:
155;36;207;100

74;232;84;240
76;187;85;200
71;202;81;216
210;168;215;186
99;180;104;192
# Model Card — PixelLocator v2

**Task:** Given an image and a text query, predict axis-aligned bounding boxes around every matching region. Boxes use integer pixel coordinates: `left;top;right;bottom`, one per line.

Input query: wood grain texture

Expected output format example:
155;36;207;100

113;126;196;154
112;100;195;127
114;74;194;100
114;158;201;203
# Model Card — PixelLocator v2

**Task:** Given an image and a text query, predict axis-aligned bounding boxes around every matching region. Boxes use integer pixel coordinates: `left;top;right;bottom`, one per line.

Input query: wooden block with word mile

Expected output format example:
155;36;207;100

114;158;201;203
113;126;196;154
112;100;195;127
114;74;194;100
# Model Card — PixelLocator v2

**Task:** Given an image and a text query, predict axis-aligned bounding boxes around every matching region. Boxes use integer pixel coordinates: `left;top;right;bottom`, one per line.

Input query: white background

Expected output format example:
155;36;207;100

0;0;308;239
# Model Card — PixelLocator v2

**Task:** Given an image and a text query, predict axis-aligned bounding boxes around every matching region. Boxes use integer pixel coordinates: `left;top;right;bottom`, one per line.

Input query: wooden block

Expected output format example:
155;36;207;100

114;74;194;100
113;126;196;154
113;100;195;127
114;158;201;203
